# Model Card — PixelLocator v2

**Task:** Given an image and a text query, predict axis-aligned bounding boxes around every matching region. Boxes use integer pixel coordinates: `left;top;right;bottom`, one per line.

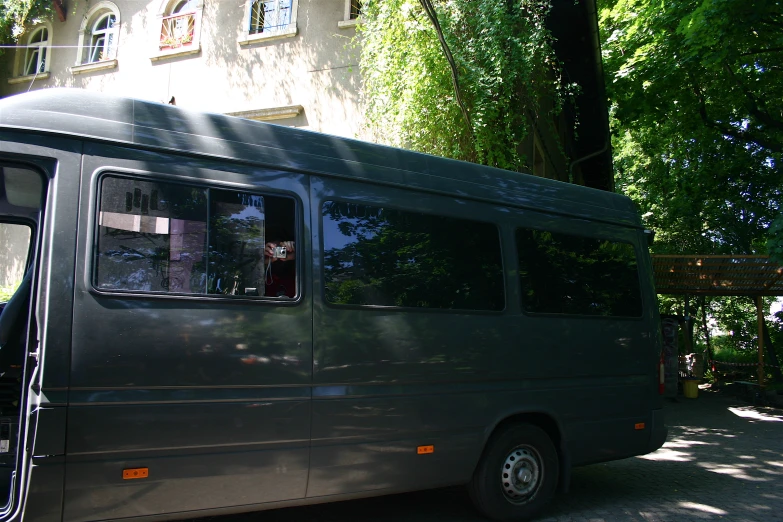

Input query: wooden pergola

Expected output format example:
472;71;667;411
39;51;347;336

652;255;783;386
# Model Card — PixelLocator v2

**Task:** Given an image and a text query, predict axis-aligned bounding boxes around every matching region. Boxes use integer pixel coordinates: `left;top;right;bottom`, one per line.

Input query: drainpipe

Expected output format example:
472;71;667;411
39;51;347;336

568;0;612;189
568;139;609;185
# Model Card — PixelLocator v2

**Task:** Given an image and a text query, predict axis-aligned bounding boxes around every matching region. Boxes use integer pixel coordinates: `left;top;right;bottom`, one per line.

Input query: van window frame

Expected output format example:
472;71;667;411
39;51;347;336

89;169;303;305
514;224;645;321
319;197;507;315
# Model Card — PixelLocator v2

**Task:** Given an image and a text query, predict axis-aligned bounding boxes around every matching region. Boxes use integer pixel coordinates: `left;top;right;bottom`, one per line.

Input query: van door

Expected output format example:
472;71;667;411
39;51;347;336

64;144;313;521
0;136;81;522
308;176;512;497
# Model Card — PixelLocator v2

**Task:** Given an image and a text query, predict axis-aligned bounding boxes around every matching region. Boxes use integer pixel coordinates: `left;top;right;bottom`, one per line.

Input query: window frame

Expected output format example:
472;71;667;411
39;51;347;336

514;225;645;320
338;0;363;29
90;170;302;305
319;197;507;314
72;1;120;74
8;22;53;84
239;0;299;46
24;26;49;76
87;13;118;64
151;0;204;62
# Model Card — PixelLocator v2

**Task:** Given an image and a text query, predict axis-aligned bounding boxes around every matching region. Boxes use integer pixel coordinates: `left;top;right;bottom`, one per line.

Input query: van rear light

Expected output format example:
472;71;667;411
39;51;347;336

659;353;665;395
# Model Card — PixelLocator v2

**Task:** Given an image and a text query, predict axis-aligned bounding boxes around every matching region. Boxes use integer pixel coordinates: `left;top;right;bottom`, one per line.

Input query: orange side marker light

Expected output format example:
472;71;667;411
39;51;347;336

634;423;645;430
417;445;434;454
122;468;149;480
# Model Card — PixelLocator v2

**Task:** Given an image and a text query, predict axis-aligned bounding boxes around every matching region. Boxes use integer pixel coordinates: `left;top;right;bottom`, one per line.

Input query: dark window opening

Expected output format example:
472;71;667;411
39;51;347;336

515;228;642;317
322;201;504;311
350;0;363;19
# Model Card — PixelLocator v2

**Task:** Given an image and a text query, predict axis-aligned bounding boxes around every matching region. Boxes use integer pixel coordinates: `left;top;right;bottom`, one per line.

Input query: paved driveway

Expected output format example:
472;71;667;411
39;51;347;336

196;391;783;522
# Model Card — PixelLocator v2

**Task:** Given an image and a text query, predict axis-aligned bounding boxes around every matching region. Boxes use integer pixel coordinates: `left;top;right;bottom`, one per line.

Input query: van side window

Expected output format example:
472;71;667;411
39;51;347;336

515;228;642;317
94;175;296;299
0;224;32;303
322;201;504;311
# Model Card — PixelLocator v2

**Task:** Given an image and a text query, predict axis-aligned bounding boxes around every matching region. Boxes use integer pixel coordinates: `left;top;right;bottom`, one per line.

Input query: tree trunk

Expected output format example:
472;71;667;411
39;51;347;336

700;296;714;365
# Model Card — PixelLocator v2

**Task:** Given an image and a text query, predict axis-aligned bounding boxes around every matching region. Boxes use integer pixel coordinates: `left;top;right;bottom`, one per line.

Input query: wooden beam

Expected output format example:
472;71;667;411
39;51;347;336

52;0;66;22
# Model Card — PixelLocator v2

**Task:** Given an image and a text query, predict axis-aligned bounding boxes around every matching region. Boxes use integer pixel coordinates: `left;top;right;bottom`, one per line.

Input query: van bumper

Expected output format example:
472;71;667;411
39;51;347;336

648;408;667;452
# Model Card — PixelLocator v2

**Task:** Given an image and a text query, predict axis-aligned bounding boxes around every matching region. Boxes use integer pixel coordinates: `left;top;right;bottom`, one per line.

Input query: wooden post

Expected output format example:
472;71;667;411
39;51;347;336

684;295;693;354
757;295;765;387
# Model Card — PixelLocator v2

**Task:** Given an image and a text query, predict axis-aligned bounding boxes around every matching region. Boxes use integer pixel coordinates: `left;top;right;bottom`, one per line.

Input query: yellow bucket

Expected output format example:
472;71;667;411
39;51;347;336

683;378;699;399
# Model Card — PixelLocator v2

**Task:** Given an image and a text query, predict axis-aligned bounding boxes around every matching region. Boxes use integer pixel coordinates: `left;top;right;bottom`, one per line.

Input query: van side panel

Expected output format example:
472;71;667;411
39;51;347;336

64;146;313;522
308;176;658;497
504;207;660;465
308;177;505;496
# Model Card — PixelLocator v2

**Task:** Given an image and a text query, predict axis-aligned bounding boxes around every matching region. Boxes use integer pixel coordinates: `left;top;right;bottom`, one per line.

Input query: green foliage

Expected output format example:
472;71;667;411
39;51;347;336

0;0;50;45
712;339;758;364
600;0;783;356
601;0;783;257
0;285;16;302
357;0;573;171
768;215;783;264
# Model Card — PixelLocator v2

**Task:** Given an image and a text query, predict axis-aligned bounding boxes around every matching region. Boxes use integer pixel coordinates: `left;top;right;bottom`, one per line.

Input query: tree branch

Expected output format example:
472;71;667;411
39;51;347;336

723;62;783;133
739;46;783;57
417;0;473;137
692;79;783;153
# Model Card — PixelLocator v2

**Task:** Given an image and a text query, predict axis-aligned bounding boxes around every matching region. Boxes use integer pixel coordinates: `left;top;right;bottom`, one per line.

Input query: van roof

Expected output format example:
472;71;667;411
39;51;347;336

0;89;641;227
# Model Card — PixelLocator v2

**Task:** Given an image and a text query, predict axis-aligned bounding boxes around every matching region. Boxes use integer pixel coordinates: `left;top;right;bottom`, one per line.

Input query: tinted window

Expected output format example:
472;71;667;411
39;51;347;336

515;228;642;317
322;201;504;311
95;175;296;299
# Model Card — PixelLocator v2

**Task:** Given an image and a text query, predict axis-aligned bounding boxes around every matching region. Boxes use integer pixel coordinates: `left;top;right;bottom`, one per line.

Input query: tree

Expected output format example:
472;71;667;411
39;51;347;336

599;0;783;257
357;0;575;171
0;0;50;48
600;0;783;375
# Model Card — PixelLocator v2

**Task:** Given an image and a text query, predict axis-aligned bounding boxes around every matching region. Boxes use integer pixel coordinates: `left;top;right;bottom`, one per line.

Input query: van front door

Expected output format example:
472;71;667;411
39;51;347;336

0;143;76;522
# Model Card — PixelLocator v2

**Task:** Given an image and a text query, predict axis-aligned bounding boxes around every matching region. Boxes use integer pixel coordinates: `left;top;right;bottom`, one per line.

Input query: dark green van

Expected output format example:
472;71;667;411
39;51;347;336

0;89;666;522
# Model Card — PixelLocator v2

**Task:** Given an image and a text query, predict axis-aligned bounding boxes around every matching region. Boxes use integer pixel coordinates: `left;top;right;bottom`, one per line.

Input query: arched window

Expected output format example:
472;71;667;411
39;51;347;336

23;26;49;75
87;12;117;63
173;0;197;10
155;0;203;58
73;2;121;71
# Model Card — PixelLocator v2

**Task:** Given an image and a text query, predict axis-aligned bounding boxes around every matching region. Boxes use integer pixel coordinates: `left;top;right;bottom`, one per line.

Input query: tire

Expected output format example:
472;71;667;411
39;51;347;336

469;423;559;522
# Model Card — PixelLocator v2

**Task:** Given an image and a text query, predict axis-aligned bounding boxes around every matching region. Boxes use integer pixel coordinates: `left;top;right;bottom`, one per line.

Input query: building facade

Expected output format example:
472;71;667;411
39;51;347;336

1;0;612;190
3;0;366;138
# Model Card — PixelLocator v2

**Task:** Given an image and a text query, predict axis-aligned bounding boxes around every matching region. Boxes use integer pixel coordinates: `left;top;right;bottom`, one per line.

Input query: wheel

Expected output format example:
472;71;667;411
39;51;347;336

469;423;559;521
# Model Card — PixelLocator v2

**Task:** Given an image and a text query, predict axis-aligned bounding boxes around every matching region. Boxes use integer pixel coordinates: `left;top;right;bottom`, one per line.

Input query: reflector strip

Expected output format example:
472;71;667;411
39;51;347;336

635;423;645;430
417;445;434;454
122;468;149;480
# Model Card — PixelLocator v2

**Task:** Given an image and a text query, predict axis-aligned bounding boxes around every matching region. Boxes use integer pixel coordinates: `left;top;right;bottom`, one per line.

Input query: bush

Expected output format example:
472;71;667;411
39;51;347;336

0;286;15;302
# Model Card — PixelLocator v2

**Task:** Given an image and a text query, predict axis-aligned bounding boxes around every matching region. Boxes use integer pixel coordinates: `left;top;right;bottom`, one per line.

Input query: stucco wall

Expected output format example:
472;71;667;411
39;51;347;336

2;0;365;139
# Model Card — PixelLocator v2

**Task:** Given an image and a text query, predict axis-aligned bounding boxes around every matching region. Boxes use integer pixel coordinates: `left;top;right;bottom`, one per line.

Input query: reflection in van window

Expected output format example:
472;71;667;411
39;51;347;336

322;201;504;311
94;175;295;298
515;228;642;317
